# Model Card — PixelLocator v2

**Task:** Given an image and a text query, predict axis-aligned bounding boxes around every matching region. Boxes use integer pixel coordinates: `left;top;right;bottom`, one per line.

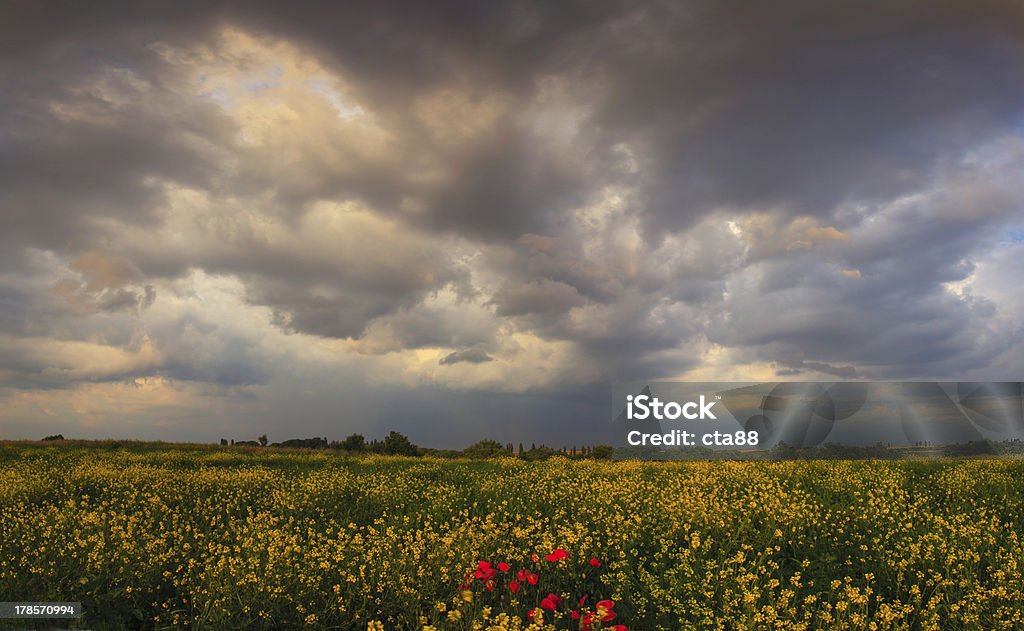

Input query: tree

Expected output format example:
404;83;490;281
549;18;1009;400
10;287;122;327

338;433;366;452
590;445;614;460
258;434;268;447
383;431;418;456
770;441;796;460
520;445;558;461
280;437;328;449
220;438;228;446
463;439;507;459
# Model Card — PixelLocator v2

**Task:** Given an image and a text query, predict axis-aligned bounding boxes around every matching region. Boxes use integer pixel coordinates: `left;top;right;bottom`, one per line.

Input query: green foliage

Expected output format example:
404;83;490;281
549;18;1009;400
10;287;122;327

334;433;366;452
462;439;507;459
519;445;559;461
382;430;419;456
277;437;329;449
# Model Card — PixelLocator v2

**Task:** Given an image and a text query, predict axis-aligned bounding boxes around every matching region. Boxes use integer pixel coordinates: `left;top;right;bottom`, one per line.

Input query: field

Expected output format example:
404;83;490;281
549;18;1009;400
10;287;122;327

2;444;1024;630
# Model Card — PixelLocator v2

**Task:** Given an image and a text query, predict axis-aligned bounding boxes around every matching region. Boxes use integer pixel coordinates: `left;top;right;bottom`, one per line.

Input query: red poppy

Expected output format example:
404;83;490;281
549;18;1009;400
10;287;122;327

579;594;588;606
475;567;496;580
497;562;510;572
478;561;498;579
517;569;528;581
508;580;520;593
580;612;595;631
589;557;601;567
612;626;628;631
531;553;539;562
545;548;569;562
540;596;557;611
570;610;581;620
596;599;617;622
527;572;539;585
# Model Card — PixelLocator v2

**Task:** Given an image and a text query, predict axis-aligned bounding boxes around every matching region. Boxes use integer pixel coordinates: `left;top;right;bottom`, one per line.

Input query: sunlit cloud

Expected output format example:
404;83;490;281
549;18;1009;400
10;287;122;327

1;2;1023;444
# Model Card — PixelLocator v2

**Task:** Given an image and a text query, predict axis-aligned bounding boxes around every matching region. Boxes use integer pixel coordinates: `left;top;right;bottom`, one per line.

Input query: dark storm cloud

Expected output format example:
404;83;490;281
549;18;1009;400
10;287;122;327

439;346;494;366
581;1;1024;233
4;0;1024;241
259;282;426;341
489;279;586;317
0;9;233;250
0;0;1023;441
705;150;1024;378
150;316;273;387
0;285;37;337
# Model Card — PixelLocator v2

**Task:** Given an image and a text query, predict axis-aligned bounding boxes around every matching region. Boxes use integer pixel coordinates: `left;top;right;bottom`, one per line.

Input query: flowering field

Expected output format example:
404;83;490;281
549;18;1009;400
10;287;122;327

2;444;1024;630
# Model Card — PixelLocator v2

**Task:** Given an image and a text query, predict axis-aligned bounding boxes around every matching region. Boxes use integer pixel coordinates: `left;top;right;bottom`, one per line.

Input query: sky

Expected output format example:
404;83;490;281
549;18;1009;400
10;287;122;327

1;0;1023;447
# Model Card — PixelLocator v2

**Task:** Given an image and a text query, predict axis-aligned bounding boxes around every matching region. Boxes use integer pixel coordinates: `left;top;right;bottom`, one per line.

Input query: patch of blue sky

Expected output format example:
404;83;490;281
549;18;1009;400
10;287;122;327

304;78;365;119
994;225;1024;247
194;64;283;110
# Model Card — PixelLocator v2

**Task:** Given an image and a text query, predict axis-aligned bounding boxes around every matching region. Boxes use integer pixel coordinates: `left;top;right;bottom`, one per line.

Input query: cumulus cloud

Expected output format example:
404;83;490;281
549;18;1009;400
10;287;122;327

1;1;1022;442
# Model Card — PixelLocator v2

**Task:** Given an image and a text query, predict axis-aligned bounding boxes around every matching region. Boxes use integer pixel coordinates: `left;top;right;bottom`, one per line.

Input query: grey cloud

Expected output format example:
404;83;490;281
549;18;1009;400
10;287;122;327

357;302;497;354
0;50;233;253
152;322;272;387
490;279;585;317
223;235;470;340
708;251;1008;379
257;283;424;340
50;249;157;315
773;359;865;380
51;280;155;314
439;346;494;366
5;1;1024;245
583;2;1024;235
0;0;1022;440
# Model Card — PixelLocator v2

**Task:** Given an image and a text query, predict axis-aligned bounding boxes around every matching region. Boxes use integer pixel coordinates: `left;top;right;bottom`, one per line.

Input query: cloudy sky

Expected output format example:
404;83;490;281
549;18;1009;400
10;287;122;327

1;1;1023;446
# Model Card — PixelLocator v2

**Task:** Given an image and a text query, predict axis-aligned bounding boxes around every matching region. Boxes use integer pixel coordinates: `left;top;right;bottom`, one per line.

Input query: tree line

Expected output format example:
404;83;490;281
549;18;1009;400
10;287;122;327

218;432;614;460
